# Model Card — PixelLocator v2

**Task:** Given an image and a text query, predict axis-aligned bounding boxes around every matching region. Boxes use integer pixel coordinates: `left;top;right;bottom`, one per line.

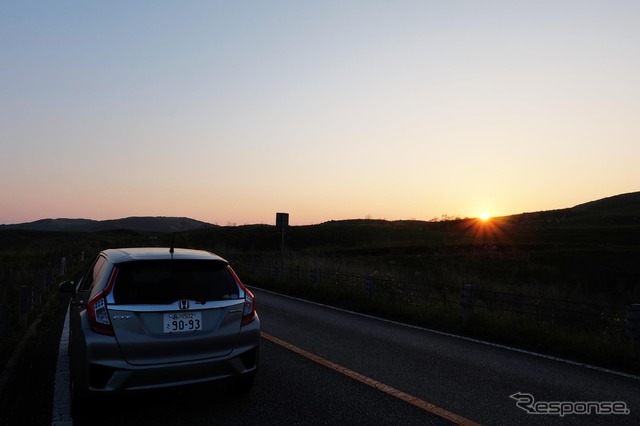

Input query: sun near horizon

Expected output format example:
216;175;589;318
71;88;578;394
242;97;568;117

479;213;492;222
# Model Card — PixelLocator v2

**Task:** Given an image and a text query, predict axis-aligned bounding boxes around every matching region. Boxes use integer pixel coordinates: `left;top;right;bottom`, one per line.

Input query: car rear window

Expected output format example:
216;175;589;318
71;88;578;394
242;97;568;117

112;260;240;305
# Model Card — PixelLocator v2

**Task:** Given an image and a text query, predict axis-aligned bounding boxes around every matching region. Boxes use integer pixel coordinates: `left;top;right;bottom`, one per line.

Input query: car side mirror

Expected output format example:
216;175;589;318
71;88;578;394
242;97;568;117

59;280;76;293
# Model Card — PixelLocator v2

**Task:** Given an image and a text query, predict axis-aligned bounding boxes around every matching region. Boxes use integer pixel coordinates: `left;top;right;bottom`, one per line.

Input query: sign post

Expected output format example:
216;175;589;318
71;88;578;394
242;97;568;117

276;213;289;271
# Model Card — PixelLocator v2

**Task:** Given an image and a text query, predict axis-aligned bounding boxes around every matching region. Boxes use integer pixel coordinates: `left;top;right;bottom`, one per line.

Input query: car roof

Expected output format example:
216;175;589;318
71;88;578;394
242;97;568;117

102;248;227;264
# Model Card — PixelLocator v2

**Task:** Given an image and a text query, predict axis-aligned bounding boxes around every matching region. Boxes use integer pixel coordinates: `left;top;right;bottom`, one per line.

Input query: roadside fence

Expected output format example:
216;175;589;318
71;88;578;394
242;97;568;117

243;261;638;349
0;260;63;358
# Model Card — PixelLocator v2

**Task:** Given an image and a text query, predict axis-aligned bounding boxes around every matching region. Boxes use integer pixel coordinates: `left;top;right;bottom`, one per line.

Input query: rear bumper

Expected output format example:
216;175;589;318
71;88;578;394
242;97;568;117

74;318;260;395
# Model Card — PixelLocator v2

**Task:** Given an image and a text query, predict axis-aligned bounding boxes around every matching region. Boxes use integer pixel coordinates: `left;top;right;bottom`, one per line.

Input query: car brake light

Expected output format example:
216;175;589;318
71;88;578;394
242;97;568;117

228;265;257;326
87;268;117;336
88;292;114;335
241;290;256;326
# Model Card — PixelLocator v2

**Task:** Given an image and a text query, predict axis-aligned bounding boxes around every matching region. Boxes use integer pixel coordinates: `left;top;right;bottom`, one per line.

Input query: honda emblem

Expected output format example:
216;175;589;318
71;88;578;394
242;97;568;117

179;300;190;310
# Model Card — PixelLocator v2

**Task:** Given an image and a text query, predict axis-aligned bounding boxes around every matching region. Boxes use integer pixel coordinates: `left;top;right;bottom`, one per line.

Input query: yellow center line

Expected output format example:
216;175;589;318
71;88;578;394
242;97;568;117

261;332;481;426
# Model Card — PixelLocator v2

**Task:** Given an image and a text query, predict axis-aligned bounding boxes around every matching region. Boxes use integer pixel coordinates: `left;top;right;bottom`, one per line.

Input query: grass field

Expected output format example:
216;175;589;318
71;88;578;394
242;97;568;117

1;192;639;371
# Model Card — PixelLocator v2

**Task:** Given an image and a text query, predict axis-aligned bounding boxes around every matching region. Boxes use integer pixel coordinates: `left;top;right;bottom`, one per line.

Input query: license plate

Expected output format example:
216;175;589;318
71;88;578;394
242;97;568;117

164;311;202;333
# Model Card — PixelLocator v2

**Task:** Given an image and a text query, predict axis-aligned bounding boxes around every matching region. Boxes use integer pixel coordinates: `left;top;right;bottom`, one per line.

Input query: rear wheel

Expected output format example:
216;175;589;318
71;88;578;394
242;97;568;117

69;366;92;421
227;373;256;395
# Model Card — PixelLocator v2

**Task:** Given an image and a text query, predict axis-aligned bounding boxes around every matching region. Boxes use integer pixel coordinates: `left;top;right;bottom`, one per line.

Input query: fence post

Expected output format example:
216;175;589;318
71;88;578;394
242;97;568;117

461;284;474;325
59;257;67;276
627;304;640;358
365;275;375;299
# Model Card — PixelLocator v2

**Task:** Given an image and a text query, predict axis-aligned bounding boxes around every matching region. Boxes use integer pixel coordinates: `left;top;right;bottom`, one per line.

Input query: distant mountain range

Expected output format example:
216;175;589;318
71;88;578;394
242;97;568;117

1;191;639;233
0;216;215;233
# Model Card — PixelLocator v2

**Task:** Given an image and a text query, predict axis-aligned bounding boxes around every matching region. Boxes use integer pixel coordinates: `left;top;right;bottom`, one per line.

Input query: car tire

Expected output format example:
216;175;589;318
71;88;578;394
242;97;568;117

227;373;256;395
70;372;92;421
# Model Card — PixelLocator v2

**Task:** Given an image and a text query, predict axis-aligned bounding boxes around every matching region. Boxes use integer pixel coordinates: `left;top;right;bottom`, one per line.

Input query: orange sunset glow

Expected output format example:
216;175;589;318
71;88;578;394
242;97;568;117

1;2;638;226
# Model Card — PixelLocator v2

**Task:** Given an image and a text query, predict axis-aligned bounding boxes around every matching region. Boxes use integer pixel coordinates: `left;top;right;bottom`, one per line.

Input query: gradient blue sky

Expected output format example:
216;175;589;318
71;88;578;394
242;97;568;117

2;1;638;225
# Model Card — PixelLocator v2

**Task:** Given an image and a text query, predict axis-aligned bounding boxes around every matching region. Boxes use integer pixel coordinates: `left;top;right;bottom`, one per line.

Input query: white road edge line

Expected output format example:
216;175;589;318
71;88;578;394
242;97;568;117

51;306;73;426
250;286;640;381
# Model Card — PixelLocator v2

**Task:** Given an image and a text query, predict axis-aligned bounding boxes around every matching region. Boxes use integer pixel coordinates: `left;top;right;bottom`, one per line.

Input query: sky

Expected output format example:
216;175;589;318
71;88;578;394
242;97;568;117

1;1;639;226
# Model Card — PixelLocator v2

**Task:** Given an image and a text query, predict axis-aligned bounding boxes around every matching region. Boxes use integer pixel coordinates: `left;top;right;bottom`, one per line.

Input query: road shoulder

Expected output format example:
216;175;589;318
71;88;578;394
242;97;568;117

0;293;70;426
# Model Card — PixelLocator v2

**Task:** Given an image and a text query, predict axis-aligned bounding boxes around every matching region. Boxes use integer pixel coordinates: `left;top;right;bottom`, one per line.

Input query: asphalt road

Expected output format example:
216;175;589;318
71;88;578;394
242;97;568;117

1;288;639;425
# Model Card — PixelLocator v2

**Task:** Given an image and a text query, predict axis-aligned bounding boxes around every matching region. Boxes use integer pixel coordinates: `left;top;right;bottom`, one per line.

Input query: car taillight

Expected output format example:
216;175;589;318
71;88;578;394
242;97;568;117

88;291;114;335
87;268;117;336
228;265;257;326
241;290;256;326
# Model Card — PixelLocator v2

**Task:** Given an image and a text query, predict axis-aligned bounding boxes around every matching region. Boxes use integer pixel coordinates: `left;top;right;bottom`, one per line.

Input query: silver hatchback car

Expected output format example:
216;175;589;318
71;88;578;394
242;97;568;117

59;247;260;409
